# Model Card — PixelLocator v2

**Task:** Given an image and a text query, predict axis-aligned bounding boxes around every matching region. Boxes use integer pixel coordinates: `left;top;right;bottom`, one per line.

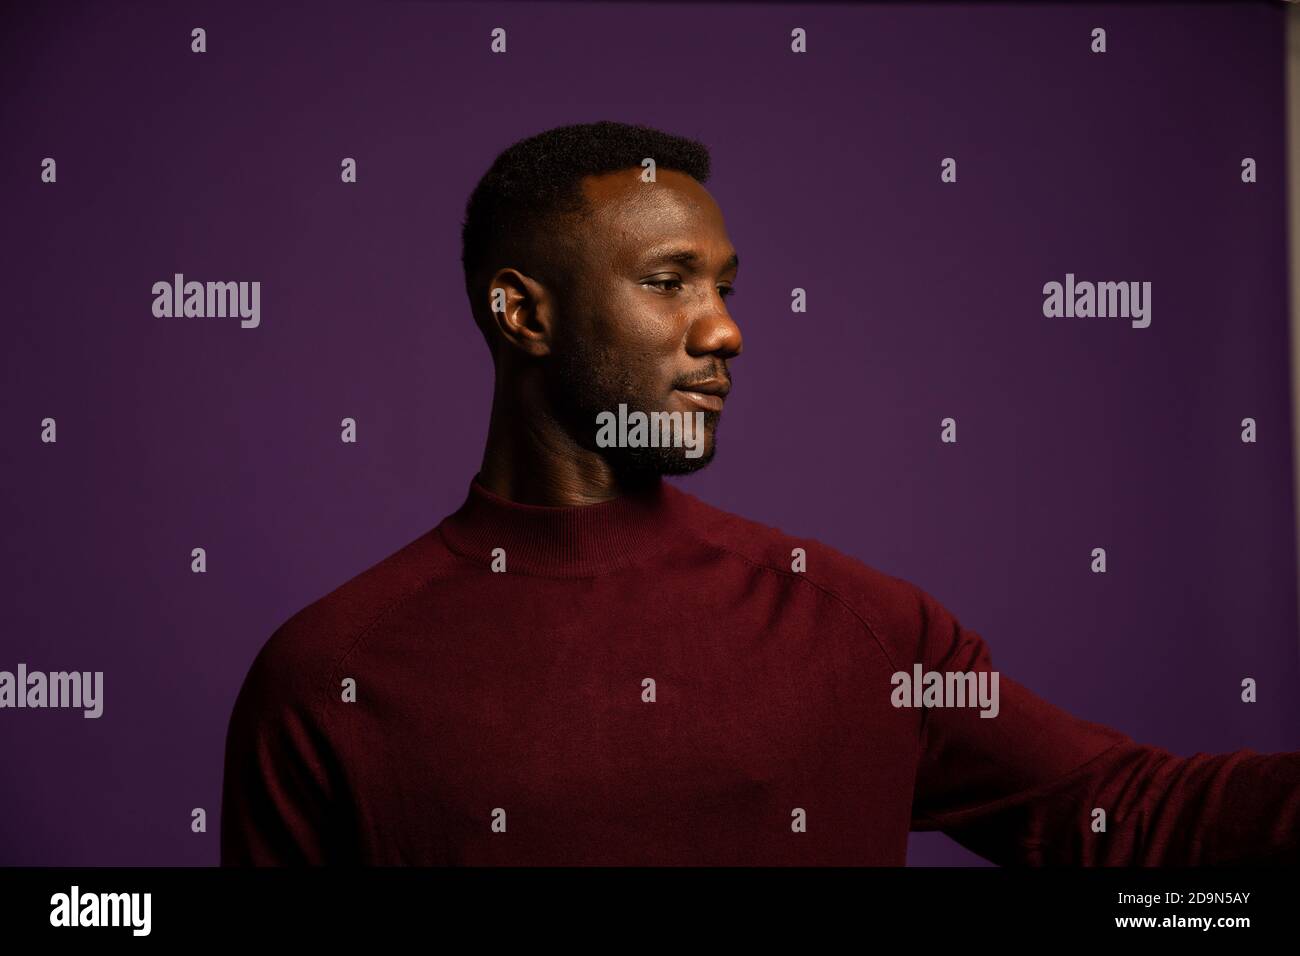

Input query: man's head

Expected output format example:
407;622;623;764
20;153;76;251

460;121;742;480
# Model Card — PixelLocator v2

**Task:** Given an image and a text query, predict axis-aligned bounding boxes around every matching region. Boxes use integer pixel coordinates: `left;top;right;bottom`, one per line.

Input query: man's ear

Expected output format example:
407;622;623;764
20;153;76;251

486;268;551;358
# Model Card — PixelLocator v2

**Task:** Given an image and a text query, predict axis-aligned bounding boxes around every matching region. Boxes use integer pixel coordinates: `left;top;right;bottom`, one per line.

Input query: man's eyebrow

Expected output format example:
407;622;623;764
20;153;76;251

643;247;740;273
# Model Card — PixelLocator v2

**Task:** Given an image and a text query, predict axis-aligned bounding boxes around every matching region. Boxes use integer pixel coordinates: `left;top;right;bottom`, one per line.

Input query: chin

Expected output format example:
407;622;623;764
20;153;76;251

657;449;716;475
610;436;718;478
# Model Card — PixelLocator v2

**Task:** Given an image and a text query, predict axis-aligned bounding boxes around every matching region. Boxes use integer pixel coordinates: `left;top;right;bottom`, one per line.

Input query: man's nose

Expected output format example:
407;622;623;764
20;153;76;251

686;301;743;359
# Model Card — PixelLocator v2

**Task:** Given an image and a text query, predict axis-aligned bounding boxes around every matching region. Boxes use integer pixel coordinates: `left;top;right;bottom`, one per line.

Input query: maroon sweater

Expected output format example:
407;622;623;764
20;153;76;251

220;475;1300;865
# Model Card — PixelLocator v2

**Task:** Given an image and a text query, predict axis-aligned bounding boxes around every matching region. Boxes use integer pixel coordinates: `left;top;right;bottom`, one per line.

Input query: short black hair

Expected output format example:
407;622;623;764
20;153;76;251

460;120;712;349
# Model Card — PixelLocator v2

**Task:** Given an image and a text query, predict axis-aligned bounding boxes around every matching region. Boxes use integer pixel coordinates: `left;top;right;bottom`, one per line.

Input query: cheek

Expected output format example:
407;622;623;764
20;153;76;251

573;288;686;392
593;284;682;341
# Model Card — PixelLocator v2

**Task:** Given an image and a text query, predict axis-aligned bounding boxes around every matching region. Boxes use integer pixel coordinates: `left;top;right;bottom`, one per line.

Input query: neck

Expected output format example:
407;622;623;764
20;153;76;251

439;465;682;578
476;384;657;506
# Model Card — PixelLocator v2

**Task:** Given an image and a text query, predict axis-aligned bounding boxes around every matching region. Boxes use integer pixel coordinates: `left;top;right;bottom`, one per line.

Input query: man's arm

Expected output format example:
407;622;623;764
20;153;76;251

906;587;1300;865
219;639;344;866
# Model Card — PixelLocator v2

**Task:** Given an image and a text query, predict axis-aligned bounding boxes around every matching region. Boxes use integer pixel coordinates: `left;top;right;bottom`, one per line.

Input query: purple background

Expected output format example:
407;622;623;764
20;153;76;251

1;0;1295;866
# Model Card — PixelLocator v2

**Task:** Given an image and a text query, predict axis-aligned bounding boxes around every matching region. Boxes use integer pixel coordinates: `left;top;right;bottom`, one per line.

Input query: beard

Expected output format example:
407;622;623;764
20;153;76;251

546;336;720;480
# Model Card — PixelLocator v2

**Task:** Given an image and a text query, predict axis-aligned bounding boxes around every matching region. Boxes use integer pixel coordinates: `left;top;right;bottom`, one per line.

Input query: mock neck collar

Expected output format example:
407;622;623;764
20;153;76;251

436;474;688;577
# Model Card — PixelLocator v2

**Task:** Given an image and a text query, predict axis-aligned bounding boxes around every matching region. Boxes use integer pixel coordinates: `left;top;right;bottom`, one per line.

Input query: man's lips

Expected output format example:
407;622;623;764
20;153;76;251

673;379;730;412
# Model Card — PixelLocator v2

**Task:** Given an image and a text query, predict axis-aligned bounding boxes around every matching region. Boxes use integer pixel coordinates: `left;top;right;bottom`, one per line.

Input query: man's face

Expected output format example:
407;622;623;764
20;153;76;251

545;168;743;477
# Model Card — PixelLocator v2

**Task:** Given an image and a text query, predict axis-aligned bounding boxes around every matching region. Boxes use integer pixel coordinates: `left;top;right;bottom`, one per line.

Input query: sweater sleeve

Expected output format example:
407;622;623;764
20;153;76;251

906;587;1300;865
219;639;344;866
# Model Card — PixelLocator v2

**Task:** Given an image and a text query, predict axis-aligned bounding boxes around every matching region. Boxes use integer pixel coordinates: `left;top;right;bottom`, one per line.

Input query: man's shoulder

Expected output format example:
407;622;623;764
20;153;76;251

234;526;454;708
670;484;930;665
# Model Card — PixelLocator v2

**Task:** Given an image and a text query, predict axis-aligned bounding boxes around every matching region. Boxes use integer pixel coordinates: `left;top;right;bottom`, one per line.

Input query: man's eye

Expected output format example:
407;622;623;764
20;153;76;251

646;279;736;299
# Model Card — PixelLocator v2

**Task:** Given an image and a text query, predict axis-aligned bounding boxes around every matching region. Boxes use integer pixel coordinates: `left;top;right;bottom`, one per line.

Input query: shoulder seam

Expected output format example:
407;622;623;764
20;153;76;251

307;545;446;738
675;521;903;674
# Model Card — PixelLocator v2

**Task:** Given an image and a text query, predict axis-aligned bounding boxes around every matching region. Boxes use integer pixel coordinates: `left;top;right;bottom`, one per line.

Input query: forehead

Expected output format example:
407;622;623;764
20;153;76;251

576;168;730;268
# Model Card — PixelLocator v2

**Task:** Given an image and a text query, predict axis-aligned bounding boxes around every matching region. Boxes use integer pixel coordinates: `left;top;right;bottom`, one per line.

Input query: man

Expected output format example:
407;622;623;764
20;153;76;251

221;120;1300;865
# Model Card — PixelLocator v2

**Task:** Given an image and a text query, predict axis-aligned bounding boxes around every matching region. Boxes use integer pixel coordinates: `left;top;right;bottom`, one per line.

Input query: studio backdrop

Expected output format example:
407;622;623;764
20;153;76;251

1;0;1296;865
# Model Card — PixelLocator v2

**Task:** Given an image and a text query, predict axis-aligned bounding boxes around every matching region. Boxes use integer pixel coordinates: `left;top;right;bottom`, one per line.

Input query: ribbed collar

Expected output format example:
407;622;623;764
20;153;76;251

436;474;689;577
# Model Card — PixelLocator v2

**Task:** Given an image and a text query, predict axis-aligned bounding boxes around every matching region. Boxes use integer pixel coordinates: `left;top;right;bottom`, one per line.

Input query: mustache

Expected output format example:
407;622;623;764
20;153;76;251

673;365;732;390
